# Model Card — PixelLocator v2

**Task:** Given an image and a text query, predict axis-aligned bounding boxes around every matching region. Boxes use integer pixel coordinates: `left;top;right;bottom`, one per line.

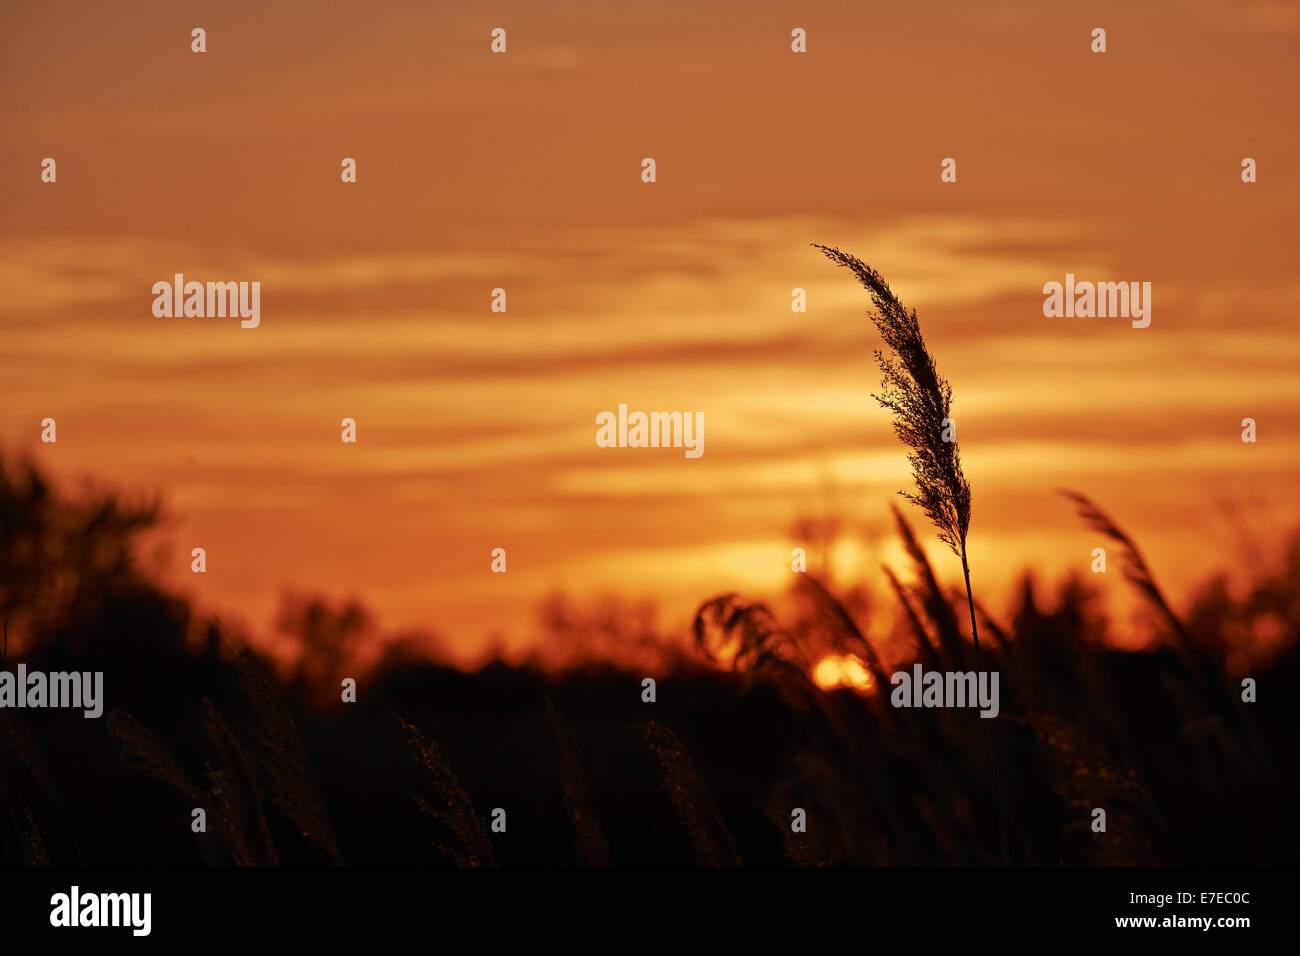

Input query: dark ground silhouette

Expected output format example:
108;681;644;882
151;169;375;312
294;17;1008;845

1;455;1297;866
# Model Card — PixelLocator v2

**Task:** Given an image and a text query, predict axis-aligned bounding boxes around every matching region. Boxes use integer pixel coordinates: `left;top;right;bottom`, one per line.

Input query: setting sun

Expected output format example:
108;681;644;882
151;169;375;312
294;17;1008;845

813;653;876;693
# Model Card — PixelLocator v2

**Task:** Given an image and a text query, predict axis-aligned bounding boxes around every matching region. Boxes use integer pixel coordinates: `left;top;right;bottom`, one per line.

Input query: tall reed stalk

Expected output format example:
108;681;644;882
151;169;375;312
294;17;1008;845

813;245;980;662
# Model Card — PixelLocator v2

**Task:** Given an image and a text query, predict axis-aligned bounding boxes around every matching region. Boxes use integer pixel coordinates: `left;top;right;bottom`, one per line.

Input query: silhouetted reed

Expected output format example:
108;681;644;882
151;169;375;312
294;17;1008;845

644;720;740;866
545;696;611;866
813;245;981;662
1;450;1296;866
398;715;496;866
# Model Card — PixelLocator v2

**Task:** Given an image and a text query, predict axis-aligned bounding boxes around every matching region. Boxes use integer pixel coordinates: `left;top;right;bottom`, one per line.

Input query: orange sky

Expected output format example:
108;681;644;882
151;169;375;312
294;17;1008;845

2;0;1298;663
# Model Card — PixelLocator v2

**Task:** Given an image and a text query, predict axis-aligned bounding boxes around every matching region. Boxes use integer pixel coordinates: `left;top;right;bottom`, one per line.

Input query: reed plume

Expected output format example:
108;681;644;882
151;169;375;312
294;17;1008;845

228;639;343;864
644;720;740;866
1058;490;1187;644
813;244;980;658
398;715;496;866
544;696;612;866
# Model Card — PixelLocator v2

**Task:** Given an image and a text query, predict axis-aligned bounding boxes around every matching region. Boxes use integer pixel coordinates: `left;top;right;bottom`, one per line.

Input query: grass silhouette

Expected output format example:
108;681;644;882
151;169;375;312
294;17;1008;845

813;246;981;663
0;434;1296;866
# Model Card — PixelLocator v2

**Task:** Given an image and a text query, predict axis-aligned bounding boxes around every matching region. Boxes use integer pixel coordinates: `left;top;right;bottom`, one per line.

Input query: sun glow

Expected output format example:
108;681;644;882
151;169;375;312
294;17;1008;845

812;654;876;693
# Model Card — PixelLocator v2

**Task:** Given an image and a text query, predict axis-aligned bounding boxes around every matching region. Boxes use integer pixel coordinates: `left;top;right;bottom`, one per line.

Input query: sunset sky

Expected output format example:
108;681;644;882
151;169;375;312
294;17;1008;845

2;0;1298;663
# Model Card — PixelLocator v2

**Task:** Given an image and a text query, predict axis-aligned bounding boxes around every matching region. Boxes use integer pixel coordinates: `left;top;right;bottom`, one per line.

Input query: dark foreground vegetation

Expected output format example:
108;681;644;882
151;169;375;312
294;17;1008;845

1;455;1297;866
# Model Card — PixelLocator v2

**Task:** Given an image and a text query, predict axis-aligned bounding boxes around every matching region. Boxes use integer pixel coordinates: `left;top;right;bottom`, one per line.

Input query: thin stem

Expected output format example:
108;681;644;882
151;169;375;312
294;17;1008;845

960;550;1010;861
960;547;981;669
